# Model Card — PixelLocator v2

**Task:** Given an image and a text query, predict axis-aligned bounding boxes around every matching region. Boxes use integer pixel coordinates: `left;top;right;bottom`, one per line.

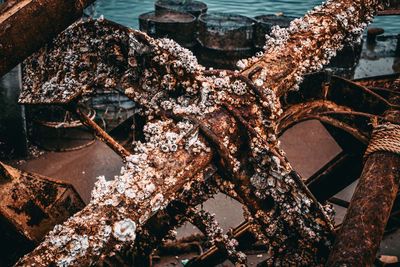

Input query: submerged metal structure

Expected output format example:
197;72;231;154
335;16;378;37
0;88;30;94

0;0;399;266
0;162;85;266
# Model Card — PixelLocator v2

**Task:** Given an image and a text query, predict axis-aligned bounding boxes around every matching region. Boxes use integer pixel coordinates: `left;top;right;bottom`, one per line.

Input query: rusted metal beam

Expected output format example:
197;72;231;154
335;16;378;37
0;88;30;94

326;151;400;266
327;99;400;266
70;105;131;159
0;0;95;77
0;161;85;266
378;9;400;15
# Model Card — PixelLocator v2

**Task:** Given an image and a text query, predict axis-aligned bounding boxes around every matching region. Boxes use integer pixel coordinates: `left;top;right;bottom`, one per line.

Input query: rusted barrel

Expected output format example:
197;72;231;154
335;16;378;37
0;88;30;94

139;10;197;48
155;0;207;17
253;14;296;50
196;12;256;69
28;105;96;152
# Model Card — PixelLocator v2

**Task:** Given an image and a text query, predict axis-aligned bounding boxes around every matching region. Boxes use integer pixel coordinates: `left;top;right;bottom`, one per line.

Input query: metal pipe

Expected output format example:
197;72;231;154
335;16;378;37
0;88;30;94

0;0;96;77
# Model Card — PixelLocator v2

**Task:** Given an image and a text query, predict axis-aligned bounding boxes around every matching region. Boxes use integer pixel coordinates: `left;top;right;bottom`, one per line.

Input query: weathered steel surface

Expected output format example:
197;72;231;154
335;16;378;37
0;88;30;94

326;151;400;266
15;19;333;266
0;161;85;266
12;0;389;265
327;89;400;266
0;0;95;77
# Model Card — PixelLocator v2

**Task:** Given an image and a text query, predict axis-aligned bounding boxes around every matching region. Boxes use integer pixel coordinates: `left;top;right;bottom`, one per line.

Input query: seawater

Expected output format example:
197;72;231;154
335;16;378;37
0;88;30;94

94;0;399;34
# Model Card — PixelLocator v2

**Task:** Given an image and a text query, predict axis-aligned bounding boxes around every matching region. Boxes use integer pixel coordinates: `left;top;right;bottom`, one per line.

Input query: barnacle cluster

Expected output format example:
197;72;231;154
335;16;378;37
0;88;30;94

113;219;137;242
244;0;384;92
17;17;329;261
189;209;247;265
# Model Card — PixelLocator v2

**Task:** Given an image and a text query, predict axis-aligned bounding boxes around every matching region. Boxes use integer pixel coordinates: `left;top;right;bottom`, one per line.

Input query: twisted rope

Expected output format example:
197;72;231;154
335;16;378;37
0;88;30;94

364;123;400;159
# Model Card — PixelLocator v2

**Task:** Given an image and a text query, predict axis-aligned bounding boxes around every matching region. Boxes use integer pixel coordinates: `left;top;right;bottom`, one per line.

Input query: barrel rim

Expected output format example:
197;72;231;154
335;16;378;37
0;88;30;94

198;12;256;28
154;0;207;11
253;14;297;26
138;10;196;24
199;45;254;53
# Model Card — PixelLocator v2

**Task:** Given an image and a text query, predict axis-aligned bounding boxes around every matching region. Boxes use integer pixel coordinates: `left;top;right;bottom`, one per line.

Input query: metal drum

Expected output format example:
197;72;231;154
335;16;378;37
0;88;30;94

196;12;256;69
155;0;207;17
139;10;197;49
28;105;96;152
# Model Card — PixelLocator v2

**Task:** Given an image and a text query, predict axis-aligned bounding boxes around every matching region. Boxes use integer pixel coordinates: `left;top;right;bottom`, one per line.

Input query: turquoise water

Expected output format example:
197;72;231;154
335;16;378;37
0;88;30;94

93;0;399;34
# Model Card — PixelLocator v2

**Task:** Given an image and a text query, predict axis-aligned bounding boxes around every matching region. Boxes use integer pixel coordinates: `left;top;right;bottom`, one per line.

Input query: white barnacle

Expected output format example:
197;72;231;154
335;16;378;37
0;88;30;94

102;225;112;239
267;176;276;187
161;143;169;153
80;235;89;251
145;183;156;194
125;189;136;199
151;193;164;211
250;173;267;190
113;219;137;242
170;143;178;152
115;180;126;194
254;79;263;87
91;175;112;202
57;256;74;267
236;59;247;69
302;197;311;207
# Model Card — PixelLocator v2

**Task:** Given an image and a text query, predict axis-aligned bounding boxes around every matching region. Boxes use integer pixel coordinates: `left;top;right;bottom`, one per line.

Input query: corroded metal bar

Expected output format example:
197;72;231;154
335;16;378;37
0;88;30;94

0;0;95;77
326;151;400;266
71;105;131;159
378;0;400;15
327;104;400;266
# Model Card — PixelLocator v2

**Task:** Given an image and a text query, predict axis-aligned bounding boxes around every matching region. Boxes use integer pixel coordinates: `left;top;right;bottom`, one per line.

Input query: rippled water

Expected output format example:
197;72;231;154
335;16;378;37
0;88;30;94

94;0;399;34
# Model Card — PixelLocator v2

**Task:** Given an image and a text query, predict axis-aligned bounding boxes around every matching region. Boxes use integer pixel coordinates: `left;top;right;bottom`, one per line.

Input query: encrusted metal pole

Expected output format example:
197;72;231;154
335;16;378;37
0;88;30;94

0;0;95;77
70;105;131;159
327;97;400;266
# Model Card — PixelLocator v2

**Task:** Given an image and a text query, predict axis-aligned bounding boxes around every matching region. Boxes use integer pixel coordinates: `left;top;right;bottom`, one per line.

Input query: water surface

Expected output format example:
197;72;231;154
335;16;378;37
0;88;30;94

94;0;399;34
